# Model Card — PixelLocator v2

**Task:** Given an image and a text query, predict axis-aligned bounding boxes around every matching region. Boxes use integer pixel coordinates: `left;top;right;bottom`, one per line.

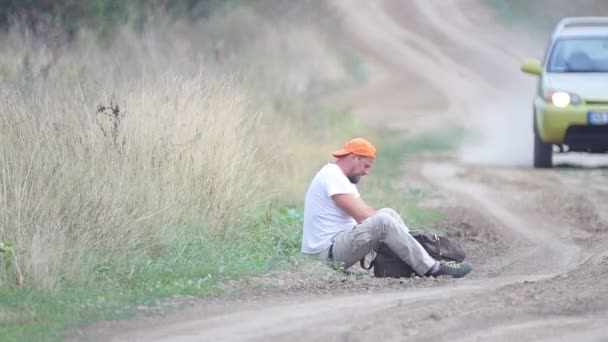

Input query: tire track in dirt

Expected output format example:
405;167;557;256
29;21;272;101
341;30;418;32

337;157;608;341
423;163;582;275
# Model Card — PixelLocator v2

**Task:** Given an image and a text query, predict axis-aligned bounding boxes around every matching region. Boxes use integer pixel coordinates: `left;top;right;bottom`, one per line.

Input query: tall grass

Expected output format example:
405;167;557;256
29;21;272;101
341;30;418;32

0;68;261;292
0;5;349;294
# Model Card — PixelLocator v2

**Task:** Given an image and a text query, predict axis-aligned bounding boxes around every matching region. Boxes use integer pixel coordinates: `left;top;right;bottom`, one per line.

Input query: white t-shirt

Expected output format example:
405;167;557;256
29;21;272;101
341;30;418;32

301;163;359;254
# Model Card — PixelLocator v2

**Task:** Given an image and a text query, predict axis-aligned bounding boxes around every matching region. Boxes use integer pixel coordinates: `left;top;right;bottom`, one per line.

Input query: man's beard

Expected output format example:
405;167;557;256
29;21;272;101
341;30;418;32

347;175;360;184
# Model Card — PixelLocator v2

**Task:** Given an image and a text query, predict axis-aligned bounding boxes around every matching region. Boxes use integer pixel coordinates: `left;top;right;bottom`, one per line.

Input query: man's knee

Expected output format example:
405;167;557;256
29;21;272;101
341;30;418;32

378;208;398;217
377;208;409;232
367;212;399;237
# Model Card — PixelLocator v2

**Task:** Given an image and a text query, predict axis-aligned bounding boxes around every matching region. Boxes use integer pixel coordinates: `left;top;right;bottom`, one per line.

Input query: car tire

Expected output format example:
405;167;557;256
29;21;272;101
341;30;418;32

533;122;552;168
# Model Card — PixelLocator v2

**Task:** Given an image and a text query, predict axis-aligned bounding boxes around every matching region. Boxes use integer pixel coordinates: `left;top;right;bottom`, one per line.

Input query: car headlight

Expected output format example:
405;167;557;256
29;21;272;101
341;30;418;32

544;90;582;108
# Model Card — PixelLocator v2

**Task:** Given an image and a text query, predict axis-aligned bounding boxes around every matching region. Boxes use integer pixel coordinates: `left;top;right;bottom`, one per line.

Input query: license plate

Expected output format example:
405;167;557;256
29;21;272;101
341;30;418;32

588;111;608;125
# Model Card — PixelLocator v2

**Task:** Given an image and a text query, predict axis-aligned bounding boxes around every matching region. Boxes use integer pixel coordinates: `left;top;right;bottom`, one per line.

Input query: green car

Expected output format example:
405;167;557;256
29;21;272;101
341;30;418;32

521;17;608;168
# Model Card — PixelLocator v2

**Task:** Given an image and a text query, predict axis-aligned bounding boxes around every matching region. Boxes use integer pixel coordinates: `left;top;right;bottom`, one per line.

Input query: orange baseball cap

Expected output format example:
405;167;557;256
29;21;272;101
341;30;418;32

332;138;377;159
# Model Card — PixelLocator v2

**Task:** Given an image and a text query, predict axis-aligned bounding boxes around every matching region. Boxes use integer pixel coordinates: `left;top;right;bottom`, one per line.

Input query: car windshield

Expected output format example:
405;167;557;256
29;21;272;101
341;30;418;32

547;37;608;72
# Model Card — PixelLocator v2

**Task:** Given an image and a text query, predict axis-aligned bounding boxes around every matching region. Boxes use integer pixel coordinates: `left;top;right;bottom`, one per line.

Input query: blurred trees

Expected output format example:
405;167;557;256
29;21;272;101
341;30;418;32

0;0;239;40
488;0;608;30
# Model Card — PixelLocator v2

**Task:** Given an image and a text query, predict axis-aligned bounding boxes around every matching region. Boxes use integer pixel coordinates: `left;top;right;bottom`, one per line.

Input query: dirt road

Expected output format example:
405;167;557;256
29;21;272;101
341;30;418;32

80;1;608;341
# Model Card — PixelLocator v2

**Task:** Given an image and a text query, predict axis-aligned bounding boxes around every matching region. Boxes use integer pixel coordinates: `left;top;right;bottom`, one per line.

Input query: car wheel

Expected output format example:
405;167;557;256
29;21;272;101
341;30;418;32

533;125;552;168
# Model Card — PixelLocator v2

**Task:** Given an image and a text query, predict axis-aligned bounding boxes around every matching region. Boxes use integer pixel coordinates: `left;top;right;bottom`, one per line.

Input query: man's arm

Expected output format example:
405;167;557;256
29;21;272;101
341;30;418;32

331;193;376;223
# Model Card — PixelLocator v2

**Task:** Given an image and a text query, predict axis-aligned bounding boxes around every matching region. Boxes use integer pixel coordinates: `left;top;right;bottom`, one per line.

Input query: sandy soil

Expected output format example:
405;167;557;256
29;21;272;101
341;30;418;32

74;1;608;341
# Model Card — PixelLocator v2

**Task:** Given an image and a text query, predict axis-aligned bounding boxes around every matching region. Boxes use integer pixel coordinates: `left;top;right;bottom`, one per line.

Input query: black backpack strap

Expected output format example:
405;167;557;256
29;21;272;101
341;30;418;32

360;256;376;270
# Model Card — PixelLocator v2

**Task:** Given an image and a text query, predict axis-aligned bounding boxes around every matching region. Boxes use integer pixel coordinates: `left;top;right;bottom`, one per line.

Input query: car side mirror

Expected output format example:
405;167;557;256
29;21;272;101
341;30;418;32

521;59;542;76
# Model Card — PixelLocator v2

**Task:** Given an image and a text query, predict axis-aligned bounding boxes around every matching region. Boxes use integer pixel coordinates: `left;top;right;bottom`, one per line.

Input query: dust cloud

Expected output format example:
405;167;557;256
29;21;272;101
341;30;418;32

458;88;535;167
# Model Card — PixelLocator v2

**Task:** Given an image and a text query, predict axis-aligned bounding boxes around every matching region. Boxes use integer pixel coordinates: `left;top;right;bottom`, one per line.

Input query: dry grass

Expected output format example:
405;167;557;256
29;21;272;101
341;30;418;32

0;68;260;291
0;5;350;292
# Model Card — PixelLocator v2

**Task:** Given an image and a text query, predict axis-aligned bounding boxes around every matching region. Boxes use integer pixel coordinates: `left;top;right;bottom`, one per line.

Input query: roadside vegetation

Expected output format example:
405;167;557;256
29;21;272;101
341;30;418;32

487;0;608;32
0;2;355;340
0;1;462;340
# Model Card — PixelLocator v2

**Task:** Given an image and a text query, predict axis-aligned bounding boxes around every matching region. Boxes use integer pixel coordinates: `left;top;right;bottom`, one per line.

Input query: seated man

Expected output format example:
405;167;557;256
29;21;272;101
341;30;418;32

301;138;472;278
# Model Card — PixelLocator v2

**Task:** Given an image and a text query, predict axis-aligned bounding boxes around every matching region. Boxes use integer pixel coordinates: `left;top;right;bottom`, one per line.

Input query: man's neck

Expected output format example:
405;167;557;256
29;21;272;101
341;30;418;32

334;159;349;177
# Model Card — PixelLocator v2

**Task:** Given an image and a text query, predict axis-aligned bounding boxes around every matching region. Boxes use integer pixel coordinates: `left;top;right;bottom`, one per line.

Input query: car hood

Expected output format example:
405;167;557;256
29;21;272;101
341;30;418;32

544;73;608;101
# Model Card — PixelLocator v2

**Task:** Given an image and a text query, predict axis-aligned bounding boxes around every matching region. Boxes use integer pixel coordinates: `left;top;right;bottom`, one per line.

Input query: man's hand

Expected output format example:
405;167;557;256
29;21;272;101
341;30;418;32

331;193;376;223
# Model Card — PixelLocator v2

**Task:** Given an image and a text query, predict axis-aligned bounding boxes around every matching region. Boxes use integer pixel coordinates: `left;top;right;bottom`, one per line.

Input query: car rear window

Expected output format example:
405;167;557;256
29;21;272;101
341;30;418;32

547;37;608;72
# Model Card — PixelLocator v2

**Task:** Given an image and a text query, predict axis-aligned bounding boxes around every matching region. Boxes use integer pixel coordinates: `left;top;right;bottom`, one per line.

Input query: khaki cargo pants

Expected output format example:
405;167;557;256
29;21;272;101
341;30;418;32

322;208;436;276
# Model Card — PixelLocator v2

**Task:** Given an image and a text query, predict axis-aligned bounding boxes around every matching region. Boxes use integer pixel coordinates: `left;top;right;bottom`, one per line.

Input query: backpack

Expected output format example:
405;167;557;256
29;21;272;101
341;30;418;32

360;230;466;278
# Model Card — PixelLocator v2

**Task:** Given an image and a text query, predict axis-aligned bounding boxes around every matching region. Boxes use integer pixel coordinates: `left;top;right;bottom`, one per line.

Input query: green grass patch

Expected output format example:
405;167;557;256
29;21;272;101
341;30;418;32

484;0;554;32
342;53;368;86
484;0;608;33
325;107;365;133
485;0;535;22
0;208;303;341
485;0;521;19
